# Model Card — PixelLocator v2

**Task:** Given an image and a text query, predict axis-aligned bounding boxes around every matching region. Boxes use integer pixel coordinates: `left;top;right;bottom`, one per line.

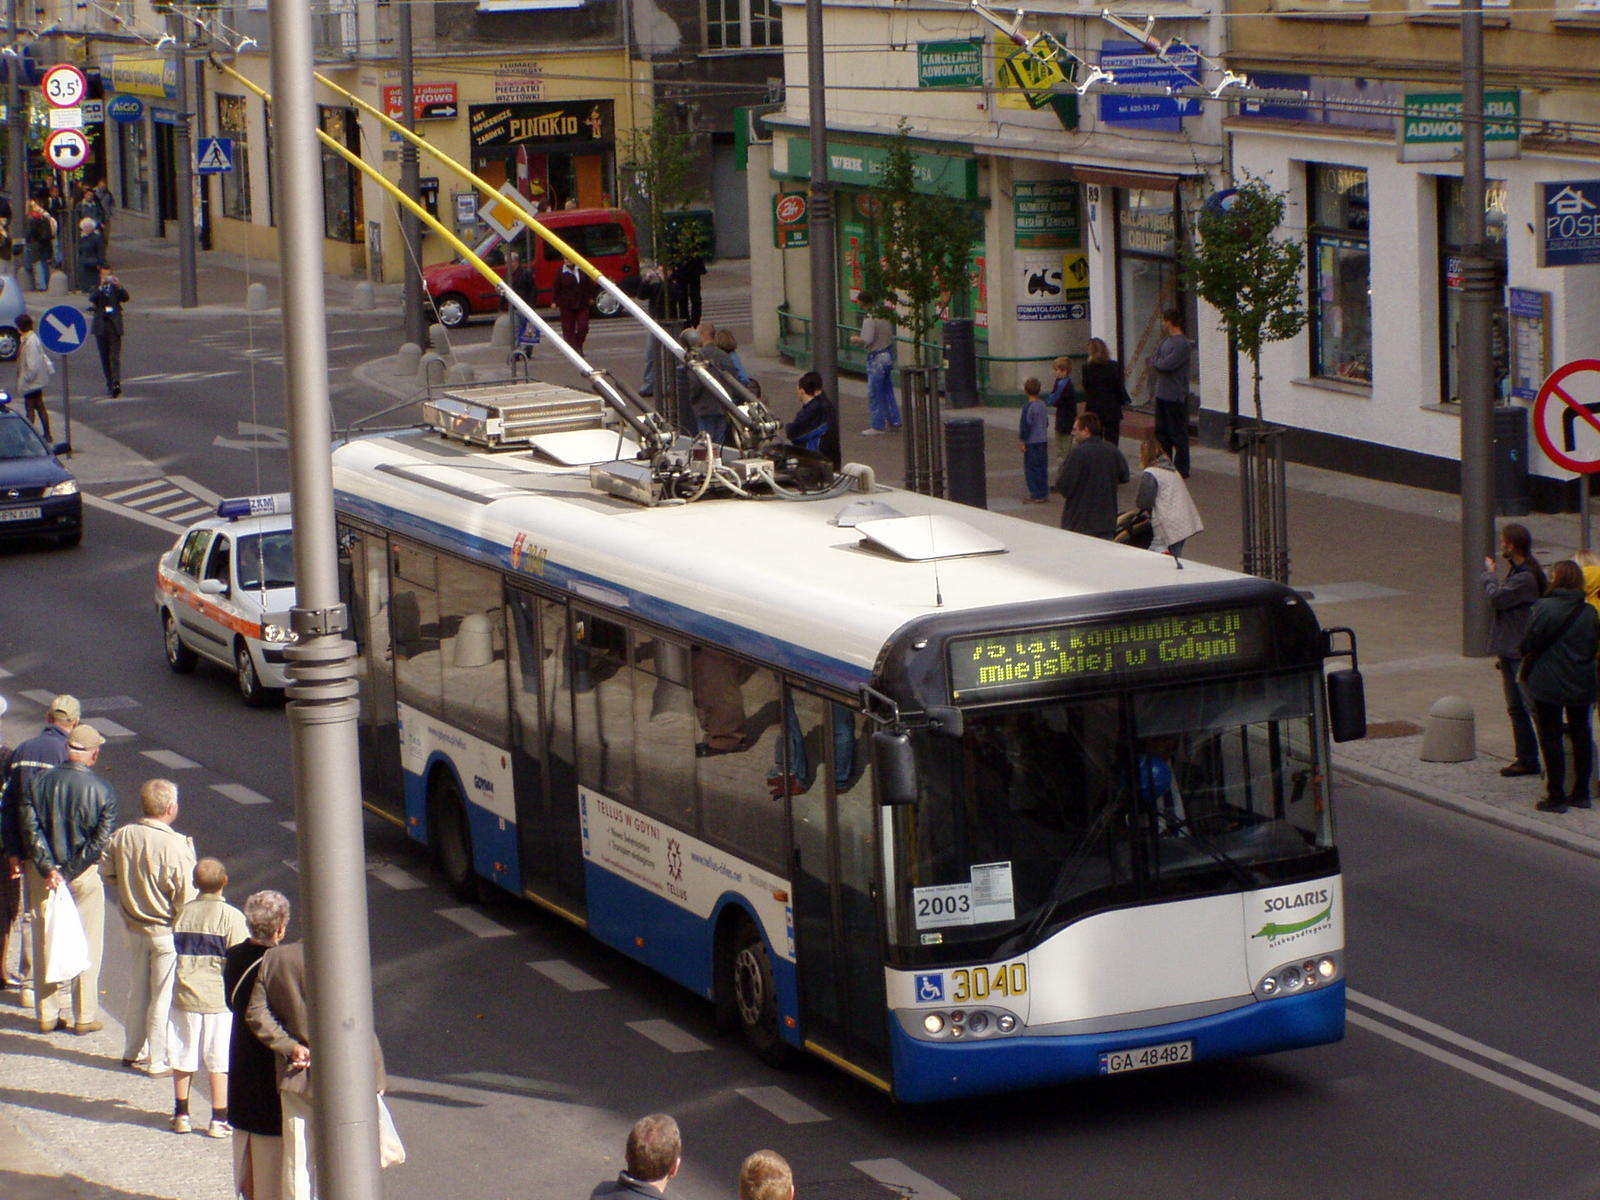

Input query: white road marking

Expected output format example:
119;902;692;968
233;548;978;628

140;749;198;769
626;1019;710;1053
283;859;298;872
168;506;214;523
90;718;135;738
436;906;515;939
19;689;54;706
737;1086;829;1124
83;492;183;535
129;487;183;507
145;496;201;515
0;666;11;678
279;820;296;833
168;476;222;507
104;480;170;502
368;864;427;891
1348;989;1600;1110
1347;1011;1600;1132
528;959;608;992
211;782;271;806
853;1159;959;1200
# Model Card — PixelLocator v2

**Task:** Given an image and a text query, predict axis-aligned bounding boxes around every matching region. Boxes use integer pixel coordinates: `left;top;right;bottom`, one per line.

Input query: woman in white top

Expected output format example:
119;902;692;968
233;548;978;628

1135;436;1202;557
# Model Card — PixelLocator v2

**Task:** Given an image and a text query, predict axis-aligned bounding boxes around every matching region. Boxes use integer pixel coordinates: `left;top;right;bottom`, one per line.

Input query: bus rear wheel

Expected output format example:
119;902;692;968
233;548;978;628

431;774;477;901
728;917;790;1067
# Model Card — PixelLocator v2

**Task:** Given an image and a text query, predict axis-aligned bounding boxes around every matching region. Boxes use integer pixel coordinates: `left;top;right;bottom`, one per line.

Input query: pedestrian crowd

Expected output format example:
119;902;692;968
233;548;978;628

0;692;398;1200
591;1113;796;1200
1483;524;1600;813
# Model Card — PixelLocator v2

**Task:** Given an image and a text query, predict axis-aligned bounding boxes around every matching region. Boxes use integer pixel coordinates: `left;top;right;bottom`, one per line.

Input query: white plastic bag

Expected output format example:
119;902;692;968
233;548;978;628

41;883;90;984
377;1094;406;1167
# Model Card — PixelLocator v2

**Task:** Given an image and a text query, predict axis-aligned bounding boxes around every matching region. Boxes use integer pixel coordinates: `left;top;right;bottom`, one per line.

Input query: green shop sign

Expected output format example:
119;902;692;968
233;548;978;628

1013;180;1080;249
918;40;984;89
785;137;979;201
1400;91;1521;162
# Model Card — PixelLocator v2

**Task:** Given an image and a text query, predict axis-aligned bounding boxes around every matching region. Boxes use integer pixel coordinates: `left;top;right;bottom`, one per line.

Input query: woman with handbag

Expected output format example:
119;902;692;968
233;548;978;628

1080;338;1127;448
1520;559;1600;813
1133;437;1202;557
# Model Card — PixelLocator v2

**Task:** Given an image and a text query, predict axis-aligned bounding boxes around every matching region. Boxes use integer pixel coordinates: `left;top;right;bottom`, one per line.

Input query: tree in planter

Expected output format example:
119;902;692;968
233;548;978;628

1179;174;1308;583
1180;174;1308;427
621;104;702;308
861;122;980;366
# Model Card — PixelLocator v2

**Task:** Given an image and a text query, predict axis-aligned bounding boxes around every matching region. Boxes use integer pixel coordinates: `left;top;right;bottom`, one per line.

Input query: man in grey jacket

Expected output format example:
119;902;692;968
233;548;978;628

1148;308;1192;478
1054;412;1129;538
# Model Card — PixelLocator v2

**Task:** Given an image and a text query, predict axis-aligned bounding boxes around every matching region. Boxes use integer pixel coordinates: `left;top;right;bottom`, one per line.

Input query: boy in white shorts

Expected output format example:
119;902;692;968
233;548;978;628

168;857;248;1136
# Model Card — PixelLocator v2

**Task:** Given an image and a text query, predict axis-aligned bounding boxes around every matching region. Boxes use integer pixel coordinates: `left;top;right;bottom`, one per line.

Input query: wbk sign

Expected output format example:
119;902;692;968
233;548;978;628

1538;180;1600;268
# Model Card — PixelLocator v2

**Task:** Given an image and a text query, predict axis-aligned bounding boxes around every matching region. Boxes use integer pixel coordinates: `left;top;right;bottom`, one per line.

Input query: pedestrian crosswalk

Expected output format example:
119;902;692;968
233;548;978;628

100;476;218;526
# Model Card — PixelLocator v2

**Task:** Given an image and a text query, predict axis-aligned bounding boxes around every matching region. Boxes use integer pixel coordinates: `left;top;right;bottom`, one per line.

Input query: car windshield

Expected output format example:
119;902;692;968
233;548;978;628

236;531;295;590
0;414;50;459
886;671;1329;960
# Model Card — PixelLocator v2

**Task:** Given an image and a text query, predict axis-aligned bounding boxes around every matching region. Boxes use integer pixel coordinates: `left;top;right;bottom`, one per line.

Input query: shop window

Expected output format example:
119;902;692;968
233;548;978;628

217;94;252;221
706;0;781;50
1307;164;1372;384
318;105;361;243
1437;177;1508;404
118;120;150;215
1114;187;1190;395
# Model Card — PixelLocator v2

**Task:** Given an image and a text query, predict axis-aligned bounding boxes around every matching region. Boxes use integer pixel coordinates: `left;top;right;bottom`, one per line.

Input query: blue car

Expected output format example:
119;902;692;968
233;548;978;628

0;403;81;547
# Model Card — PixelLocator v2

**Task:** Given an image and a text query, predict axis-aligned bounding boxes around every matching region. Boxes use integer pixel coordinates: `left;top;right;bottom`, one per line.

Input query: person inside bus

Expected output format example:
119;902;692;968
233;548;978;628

770;700;855;797
691;646;748;756
786;372;841;471
1138;735;1188;833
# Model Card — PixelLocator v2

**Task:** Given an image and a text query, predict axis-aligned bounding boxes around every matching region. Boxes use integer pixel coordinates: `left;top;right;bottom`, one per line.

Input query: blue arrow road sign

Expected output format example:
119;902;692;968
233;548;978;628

196;137;234;174
39;304;87;355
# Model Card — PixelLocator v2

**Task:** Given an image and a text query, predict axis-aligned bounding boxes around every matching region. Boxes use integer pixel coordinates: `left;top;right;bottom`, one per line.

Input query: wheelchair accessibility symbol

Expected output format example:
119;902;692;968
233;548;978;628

915;973;944;1002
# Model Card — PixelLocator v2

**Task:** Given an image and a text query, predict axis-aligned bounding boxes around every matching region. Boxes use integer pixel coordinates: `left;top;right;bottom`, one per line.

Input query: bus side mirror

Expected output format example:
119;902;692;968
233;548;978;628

873;729;919;807
1326;669;1366;743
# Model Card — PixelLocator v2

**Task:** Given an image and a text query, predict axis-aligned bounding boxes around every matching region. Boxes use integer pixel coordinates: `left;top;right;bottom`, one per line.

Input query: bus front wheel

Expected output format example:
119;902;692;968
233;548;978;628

431;774;477;901
728;917;791;1067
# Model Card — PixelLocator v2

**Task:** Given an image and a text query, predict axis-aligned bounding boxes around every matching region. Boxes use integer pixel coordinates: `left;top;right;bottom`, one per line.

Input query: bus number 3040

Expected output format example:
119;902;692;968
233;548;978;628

950;964;1028;1001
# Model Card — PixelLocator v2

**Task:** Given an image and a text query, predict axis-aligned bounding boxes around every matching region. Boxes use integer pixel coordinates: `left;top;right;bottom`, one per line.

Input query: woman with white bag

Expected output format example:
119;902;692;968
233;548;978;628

1135;436;1203;558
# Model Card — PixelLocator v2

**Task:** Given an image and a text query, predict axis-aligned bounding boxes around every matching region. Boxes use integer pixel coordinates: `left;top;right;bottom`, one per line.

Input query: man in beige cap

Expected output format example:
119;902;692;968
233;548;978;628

20;723;116;1033
1;694;80;1008
102;779;195;1073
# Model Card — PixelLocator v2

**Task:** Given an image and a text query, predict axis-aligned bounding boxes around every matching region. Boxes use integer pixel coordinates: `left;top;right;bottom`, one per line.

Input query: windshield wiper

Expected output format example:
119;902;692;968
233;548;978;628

1155;811;1264;890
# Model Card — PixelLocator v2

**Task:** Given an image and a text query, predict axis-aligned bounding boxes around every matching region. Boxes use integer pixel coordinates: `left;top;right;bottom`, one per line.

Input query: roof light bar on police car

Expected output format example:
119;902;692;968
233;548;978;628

216;494;292;520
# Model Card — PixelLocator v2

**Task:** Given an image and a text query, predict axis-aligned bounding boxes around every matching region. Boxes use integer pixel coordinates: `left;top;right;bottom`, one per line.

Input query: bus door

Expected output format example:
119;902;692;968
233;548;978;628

505;589;586;916
787;689;890;1078
339;525;404;818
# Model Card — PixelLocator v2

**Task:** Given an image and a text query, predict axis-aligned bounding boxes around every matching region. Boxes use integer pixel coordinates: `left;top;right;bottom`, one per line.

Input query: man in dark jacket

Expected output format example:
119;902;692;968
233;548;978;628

1519;559;1600;812
21;722;116;1033
553;260;598;355
2;695;80;1007
88;263;129;397
1054;412;1129;538
1148;308;1192;477
1481;523;1545;777
786;372;841;471
591;1113;682;1197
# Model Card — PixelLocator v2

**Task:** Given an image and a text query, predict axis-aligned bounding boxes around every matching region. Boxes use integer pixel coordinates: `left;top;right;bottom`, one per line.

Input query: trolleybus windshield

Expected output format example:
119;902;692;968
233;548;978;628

888;670;1330;962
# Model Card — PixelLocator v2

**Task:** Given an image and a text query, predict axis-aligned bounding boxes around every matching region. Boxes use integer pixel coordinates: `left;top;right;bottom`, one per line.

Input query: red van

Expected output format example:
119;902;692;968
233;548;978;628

423;207;641;328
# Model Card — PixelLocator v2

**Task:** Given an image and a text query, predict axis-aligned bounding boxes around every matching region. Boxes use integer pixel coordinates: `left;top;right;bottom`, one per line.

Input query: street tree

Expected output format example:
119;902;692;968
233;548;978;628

621;104;702;270
863;122;979;364
1180;174;1307;426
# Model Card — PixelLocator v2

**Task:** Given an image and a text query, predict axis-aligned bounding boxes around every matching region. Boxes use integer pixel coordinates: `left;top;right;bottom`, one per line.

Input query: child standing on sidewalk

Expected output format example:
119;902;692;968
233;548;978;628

1019;377;1051;503
167;857;248;1138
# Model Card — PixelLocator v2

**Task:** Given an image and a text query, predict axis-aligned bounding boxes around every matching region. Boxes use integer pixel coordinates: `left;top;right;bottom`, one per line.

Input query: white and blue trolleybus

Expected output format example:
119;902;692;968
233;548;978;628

331;381;1366;1102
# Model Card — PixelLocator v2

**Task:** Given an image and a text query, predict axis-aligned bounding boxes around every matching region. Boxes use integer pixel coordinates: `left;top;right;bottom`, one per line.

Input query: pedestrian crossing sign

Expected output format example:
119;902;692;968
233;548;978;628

195;137;234;175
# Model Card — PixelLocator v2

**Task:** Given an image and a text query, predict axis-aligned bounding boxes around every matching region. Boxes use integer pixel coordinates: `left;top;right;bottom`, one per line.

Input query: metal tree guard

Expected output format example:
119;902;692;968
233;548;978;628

901;365;946;497
1238;425;1290;583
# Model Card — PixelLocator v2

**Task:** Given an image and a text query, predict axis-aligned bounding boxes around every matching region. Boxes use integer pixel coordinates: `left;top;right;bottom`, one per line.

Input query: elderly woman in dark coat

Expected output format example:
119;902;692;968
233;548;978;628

223;890;289;1200
1520;558;1600;814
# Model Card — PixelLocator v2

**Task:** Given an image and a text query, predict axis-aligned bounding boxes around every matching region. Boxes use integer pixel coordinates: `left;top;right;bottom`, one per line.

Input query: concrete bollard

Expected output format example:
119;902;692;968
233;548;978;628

352;281;376;310
445;362;476;385
46;272;68;298
420;352;449;389
245;282;271;312
1419;696;1475;763
427;323;451;356
394;342;422;377
490;313;512;348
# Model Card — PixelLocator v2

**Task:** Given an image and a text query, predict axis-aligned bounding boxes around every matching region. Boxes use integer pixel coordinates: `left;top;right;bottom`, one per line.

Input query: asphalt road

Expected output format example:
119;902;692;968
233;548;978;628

4;302;1600;1199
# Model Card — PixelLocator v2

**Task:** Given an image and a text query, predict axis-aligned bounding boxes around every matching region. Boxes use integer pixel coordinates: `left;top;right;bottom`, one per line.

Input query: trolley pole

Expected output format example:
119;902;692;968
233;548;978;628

804;0;838;402
8;0;26;263
397;0;427;347
168;10;198;308
268;2;382;1198
1458;3;1494;655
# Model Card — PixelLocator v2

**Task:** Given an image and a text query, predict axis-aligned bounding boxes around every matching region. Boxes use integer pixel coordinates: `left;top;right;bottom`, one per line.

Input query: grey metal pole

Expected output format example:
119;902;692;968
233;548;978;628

8;0;26;268
397;0;427;346
169;10;198;308
804;0;838;402
1458;2;1494;656
268;2;382;1198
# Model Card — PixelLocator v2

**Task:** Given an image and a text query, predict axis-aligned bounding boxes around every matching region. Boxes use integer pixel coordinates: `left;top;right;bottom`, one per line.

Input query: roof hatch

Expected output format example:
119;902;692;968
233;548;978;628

854;515;1006;561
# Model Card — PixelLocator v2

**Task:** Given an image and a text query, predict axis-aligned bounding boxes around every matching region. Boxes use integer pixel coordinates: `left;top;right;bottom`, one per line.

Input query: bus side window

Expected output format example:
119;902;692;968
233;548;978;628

390;542;442;705
574;610;634;804
437;556;508;741
632;633;695;829
697;659;785;871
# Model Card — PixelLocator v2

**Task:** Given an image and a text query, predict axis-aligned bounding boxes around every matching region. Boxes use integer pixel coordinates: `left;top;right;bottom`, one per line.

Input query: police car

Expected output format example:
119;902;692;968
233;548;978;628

155;494;296;706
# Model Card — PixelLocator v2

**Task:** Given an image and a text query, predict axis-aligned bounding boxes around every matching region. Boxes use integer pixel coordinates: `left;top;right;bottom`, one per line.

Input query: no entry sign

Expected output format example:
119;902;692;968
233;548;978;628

1533;359;1600;473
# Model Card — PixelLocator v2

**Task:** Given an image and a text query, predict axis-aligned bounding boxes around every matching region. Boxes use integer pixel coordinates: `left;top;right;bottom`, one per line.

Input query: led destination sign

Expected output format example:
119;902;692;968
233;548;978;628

949;609;1264;700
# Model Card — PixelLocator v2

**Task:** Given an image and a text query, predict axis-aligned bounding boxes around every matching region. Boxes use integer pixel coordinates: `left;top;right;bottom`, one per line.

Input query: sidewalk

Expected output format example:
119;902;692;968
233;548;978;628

3;238;1598;1194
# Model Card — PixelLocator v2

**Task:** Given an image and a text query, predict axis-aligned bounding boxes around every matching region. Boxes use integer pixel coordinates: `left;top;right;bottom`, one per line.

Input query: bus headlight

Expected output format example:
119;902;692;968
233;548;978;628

1257;953;1339;999
924;1013;945;1035
911;1008;1021;1039
997;1014;1016;1033
1317;957;1337;980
